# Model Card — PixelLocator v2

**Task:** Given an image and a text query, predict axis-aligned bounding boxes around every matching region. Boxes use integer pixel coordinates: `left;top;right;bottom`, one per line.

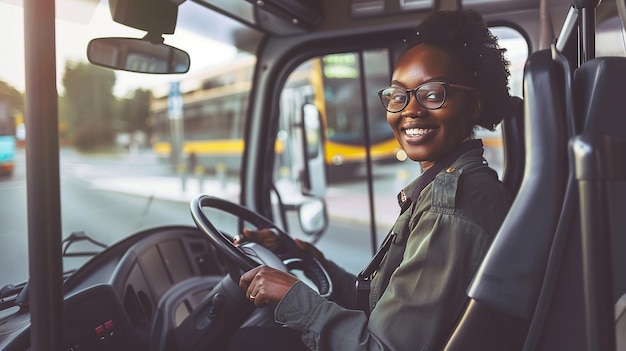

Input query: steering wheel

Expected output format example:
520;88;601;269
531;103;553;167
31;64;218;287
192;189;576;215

190;194;332;298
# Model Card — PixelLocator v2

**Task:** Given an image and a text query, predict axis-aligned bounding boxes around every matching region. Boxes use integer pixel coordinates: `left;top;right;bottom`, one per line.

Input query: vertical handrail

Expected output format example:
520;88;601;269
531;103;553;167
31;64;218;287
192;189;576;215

573;0;600;66
555;6;579;53
578;7;596;65
357;51;378;256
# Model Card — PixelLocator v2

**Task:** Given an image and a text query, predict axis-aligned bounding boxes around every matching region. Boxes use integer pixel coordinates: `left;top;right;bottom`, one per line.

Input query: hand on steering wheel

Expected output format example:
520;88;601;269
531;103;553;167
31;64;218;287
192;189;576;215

235;228;327;265
239;265;299;307
234;228;280;250
190;195;332;300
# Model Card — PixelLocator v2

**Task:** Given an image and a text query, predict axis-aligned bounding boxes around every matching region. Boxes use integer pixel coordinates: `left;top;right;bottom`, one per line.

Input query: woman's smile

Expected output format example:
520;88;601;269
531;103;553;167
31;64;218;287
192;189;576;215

401;124;440;144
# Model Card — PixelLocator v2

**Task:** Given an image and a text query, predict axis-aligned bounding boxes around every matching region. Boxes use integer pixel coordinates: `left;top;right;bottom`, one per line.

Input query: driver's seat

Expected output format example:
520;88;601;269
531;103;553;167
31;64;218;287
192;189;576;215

444;47;571;350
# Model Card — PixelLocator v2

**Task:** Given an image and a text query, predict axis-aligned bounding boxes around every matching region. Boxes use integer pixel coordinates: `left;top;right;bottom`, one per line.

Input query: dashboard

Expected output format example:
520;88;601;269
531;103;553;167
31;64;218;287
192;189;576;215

1;226;232;351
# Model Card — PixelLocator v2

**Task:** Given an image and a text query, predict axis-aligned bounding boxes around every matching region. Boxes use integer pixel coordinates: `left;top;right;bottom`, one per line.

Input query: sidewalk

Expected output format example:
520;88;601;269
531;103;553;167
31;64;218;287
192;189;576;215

90;174;400;228
90;175;240;203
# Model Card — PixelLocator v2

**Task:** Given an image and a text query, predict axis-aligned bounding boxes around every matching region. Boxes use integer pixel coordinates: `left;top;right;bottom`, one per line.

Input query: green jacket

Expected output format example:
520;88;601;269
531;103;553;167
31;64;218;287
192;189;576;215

274;142;512;351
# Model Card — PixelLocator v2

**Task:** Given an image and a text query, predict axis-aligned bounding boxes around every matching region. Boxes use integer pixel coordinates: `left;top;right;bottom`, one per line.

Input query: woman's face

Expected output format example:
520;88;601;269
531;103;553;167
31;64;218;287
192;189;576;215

387;44;481;171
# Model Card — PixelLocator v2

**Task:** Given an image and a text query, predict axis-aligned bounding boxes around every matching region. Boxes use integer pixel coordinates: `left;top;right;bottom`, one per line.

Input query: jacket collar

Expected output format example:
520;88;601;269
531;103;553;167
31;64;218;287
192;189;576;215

397;139;485;211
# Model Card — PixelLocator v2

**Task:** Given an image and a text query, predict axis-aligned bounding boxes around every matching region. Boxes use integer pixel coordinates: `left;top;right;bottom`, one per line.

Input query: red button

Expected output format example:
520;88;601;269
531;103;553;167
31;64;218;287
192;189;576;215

95;325;105;335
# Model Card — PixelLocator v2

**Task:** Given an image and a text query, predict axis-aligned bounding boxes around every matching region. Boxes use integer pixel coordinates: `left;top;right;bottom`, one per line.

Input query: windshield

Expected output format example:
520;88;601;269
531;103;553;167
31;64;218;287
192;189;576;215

0;0;535;286
0;0;255;286
2;0;623;293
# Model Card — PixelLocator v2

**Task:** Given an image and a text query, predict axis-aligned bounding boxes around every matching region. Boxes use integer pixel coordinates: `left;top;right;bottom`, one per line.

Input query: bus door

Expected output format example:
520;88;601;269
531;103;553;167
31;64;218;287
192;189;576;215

275;49;398;269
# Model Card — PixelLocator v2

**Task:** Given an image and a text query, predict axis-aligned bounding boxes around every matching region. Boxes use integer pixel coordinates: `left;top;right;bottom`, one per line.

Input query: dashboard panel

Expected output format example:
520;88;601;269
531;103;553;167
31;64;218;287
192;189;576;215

1;226;229;351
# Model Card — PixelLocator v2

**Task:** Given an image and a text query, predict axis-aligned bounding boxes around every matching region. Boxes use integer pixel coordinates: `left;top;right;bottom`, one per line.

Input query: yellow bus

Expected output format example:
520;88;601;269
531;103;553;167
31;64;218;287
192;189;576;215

150;53;403;179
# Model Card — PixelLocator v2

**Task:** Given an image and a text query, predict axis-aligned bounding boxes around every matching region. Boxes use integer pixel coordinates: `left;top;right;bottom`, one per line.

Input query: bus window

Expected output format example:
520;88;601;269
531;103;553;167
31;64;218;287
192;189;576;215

276;49;399;269
596;16;626;57
474;26;528;178
320;51;401;181
276;51;399;181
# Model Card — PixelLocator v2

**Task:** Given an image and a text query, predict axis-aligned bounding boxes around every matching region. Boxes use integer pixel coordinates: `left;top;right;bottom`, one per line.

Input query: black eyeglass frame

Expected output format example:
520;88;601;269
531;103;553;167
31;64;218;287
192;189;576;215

377;81;477;113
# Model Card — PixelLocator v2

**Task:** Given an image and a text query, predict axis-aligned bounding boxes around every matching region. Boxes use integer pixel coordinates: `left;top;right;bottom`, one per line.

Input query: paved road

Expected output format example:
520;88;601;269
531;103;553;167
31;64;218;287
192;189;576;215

0;144;504;287
0;148;388;287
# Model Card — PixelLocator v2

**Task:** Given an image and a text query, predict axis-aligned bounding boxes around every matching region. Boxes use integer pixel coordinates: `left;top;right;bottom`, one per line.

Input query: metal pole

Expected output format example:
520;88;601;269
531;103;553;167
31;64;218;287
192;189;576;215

579;7;596;65
357;51;378;255
23;0;64;348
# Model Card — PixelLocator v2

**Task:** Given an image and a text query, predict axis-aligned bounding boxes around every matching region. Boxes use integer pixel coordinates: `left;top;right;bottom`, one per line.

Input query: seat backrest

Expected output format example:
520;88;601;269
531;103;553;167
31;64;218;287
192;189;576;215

574;58;626;302
444;48;570;350
562;57;626;351
522;57;626;351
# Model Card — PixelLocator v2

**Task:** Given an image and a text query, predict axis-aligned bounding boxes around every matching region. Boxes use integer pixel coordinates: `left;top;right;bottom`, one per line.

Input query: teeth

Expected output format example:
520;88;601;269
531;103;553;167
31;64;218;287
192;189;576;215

405;128;433;136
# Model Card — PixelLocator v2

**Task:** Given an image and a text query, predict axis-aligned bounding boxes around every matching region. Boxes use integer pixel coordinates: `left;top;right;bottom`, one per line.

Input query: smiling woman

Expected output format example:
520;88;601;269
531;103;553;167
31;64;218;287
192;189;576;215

3;0;626;350
227;10;514;351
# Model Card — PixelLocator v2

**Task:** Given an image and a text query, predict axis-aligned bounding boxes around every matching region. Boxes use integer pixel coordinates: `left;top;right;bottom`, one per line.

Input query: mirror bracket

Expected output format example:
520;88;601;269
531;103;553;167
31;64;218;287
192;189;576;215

143;32;165;45
109;0;180;34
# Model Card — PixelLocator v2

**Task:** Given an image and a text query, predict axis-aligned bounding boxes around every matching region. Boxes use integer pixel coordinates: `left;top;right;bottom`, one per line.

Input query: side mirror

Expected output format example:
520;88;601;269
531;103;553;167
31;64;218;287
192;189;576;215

300;103;326;196
87;37;190;74
297;196;328;237
303;104;321;159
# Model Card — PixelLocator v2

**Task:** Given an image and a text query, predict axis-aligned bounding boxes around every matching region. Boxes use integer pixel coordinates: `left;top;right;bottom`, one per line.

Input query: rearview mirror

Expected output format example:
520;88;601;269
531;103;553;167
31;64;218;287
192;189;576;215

87;37;190;74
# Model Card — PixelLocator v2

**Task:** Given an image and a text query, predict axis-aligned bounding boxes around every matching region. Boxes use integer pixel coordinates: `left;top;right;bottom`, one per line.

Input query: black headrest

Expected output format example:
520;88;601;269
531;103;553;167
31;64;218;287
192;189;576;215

574;57;626;137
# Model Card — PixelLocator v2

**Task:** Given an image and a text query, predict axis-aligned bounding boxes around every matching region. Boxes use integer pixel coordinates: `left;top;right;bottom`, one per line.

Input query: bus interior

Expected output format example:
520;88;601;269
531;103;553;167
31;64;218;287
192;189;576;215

1;0;626;350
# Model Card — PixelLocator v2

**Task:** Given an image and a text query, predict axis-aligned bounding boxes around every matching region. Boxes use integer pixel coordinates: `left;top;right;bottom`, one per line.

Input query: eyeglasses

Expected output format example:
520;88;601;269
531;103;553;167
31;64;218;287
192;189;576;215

377;82;477;113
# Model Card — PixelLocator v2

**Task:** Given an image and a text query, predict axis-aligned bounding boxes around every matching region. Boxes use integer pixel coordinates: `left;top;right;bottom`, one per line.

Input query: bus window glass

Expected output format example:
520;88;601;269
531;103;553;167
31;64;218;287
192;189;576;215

362;49;412;231
150;54;255;198
0;0;258;286
276;49;400;272
597;16;626;57
474;26;528;178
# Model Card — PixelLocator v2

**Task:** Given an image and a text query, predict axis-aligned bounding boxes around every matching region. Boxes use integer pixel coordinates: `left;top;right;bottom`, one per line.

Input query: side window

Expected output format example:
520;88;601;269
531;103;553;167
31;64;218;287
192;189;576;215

274;31;528;271
596;16;626;57
276;49;398;272
475;26;528;177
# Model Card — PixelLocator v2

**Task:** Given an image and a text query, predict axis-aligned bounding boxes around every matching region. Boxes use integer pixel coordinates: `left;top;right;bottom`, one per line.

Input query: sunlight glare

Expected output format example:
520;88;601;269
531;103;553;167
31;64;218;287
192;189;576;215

0;0;237;96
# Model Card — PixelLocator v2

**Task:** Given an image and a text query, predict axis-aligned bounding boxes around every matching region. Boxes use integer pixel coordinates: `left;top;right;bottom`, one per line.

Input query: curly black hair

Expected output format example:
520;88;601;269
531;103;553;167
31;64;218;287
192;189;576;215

403;9;512;131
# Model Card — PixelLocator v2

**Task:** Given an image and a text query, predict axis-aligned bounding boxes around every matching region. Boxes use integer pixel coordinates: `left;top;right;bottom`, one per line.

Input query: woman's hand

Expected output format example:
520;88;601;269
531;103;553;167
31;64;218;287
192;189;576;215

234;228;279;249
294;238;327;266
239;265;299;307
235;228;327;266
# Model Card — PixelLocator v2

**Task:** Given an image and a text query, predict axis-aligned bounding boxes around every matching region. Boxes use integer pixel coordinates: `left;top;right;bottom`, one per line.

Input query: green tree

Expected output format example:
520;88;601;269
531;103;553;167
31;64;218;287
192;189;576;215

61;61;116;151
0;81;24;139
0;81;24;112
117;88;152;147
